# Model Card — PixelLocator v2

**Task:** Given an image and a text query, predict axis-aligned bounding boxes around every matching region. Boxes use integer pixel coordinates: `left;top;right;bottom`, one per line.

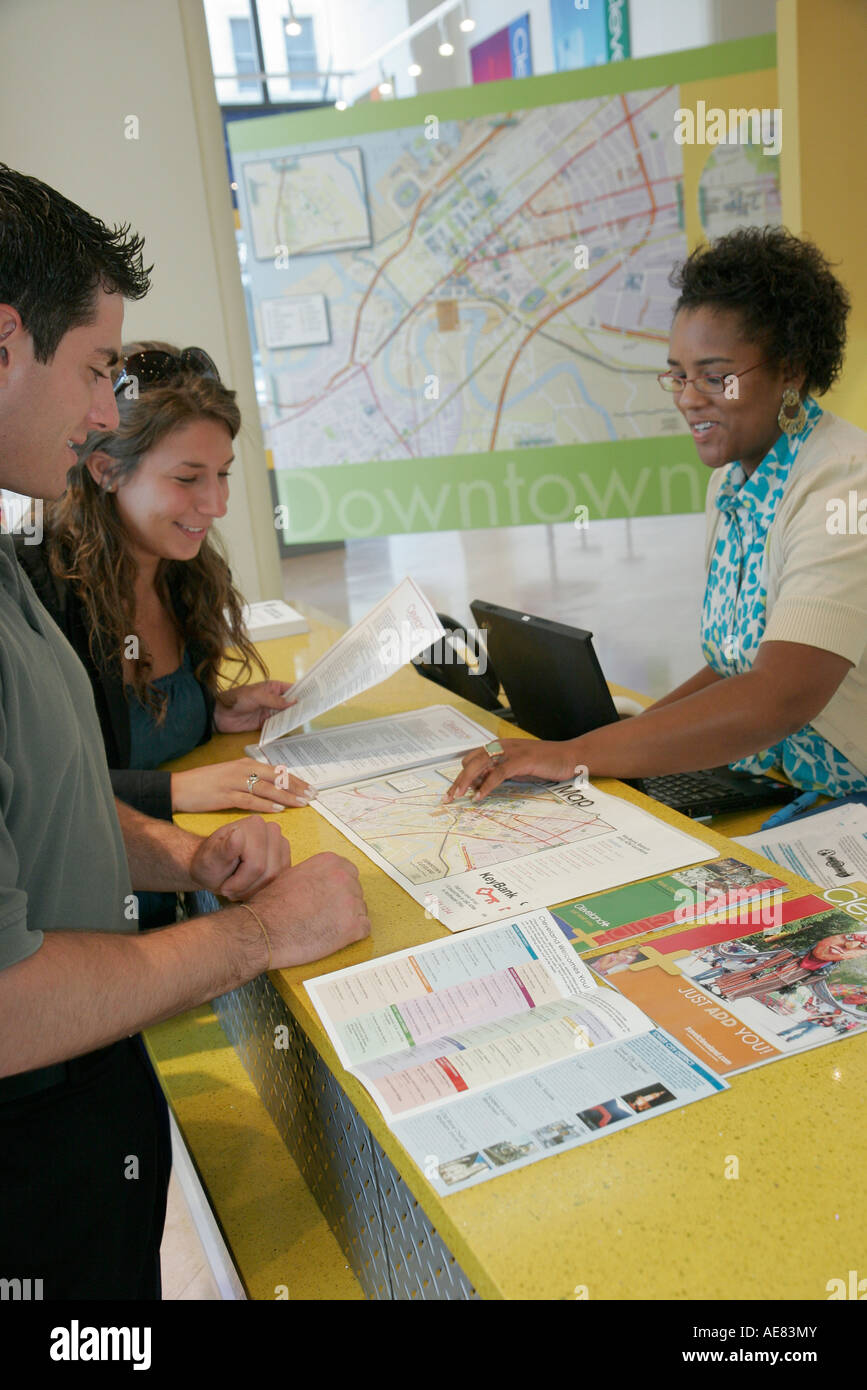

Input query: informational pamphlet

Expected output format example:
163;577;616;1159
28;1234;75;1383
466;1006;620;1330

259;577;444;745
586;896;867;1075
552;858;786;954
306;910;727;1194
312;769;716;931
734;801;867;890
239;598;309;641
248;706;494;790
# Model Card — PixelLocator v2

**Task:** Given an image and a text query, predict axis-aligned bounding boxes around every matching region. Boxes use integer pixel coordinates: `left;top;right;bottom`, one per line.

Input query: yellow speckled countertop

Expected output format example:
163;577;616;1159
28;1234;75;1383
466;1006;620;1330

150;607;867;1301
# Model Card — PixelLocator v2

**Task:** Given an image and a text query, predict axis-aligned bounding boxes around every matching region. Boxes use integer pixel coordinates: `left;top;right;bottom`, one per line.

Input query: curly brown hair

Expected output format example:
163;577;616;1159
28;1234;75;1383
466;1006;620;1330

44;344;267;725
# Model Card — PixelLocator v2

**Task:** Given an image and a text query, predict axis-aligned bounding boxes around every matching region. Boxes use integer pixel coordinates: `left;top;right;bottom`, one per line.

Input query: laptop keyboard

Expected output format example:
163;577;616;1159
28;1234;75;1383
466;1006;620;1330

641;771;767;812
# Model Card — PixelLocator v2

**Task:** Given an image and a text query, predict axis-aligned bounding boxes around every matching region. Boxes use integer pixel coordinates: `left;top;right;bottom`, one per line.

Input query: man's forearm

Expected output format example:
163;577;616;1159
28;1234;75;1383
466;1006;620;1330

114;796;202;891
0;907;267;1078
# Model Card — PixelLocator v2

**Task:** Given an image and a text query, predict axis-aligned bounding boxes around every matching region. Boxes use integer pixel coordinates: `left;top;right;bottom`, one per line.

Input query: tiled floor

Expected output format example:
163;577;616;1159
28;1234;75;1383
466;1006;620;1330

279;514;707;702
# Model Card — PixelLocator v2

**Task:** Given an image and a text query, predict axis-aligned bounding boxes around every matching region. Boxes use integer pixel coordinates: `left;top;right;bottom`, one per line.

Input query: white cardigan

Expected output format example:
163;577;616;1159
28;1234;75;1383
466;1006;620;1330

704;411;867;775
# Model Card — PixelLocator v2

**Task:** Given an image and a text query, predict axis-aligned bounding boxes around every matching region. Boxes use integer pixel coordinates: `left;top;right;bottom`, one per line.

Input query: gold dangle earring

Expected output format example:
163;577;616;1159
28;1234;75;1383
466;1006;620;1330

778;387;807;436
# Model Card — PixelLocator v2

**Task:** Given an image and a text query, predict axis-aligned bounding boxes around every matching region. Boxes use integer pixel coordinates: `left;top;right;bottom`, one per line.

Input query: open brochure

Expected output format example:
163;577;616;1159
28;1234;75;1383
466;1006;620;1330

257;577;444;746
586;895;867;1074
312;767;716;932
248;705;494;790
306;909;727;1195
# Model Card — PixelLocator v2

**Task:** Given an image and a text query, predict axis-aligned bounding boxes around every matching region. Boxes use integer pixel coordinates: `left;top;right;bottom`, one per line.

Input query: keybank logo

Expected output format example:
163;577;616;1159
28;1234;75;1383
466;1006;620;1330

49;1321;152;1371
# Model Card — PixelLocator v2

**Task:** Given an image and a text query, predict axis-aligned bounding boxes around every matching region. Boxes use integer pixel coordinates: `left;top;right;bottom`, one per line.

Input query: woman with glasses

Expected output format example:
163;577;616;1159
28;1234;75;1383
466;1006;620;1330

447;227;867;803
15;342;314;930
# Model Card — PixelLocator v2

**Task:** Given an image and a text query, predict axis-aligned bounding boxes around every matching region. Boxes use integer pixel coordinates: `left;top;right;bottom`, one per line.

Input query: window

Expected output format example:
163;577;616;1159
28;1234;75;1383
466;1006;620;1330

230;16;261;96
284;15;317;92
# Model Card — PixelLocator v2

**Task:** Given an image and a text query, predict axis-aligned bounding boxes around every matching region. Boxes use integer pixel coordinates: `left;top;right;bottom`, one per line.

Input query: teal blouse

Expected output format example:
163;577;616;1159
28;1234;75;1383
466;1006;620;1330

126;649;210;928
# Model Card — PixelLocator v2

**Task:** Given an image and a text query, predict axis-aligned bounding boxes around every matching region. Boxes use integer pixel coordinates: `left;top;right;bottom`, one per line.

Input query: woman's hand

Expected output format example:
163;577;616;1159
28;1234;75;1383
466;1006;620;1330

444;739;580;804
172;757;314;814
213;679;295;733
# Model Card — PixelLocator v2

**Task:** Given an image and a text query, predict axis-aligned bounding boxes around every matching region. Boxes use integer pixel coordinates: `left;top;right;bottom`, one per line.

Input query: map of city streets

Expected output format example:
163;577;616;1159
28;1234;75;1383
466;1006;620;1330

229;43;779;538
237;87;688;466
315;762;614;887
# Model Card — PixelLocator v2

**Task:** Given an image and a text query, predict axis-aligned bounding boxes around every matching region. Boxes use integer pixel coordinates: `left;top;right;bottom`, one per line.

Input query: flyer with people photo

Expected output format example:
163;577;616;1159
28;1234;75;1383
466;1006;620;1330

585;897;867;1075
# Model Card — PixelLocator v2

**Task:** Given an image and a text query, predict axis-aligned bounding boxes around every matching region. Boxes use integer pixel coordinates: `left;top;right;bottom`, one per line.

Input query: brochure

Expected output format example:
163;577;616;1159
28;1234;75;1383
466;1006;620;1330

586;895;867;1075
247;705;494;790
552;857;787;954
258;577;444;745
306;909;727;1194
734;801;867;890
311;771;716;932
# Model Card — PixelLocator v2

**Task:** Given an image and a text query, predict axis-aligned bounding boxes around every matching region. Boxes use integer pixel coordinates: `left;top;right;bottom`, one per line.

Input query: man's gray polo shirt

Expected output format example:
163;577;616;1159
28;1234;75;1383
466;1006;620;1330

0;533;133;970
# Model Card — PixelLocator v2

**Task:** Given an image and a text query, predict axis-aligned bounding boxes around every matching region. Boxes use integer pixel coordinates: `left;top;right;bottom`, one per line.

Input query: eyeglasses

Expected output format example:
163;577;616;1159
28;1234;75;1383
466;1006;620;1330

657;360;769;394
113;346;220;396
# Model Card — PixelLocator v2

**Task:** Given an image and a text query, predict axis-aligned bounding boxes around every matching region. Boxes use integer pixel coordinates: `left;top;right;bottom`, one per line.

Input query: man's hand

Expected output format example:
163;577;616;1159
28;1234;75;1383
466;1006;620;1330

245;852;371;968
190;816;291;900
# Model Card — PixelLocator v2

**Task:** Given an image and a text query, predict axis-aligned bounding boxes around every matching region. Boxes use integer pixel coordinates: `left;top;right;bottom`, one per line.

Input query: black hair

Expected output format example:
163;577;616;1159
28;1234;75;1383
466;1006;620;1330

0;163;151;362
669;226;850;396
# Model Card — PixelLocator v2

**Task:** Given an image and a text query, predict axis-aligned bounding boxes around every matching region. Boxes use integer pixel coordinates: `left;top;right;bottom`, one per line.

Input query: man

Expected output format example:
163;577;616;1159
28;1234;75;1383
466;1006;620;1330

0;164;370;1298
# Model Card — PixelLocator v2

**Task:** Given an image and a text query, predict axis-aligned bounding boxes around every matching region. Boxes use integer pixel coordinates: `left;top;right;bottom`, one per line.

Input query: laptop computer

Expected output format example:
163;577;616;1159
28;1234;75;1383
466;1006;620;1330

468;599;799;820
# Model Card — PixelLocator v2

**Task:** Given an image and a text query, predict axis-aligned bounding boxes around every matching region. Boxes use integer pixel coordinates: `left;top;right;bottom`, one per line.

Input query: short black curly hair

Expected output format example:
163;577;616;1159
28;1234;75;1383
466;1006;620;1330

669;226;850;396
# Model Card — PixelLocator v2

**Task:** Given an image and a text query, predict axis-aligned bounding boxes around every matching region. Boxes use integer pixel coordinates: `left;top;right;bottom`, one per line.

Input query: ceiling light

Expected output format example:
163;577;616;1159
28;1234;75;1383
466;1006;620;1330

378;80;393;95
408;62;422;77
459;18;476;32
335;99;347;110
438;40;454;56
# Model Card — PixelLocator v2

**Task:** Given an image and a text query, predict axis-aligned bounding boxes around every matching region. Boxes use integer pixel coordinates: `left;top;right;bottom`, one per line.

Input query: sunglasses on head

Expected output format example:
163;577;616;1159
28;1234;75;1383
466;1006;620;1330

113;346;220;396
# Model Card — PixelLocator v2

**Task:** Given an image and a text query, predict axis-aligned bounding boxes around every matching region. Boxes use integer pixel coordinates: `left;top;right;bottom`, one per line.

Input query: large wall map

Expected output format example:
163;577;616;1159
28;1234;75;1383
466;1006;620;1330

228;40;779;540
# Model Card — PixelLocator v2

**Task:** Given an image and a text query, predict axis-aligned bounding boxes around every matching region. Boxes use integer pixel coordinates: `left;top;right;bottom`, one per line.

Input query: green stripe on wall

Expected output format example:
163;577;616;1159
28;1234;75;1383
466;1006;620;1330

271;436;709;543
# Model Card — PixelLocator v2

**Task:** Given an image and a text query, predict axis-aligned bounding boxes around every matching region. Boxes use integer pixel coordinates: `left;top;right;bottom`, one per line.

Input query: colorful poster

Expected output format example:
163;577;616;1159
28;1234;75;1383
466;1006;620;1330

470;15;533;85
550;0;631;70
586;897;867;1074
552;857;786;953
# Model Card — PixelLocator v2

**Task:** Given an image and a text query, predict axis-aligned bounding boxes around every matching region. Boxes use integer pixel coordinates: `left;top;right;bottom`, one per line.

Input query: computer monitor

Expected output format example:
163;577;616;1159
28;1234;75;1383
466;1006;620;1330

469;600;620;741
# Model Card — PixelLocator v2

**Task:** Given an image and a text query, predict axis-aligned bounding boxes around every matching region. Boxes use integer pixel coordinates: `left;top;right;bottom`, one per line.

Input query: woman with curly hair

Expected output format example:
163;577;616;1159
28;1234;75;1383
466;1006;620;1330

448;227;867;802
15;343;314;928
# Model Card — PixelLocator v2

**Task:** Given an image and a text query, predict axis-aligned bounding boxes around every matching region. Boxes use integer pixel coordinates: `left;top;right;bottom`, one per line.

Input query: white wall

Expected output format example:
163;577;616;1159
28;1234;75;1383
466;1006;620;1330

0;0;282;603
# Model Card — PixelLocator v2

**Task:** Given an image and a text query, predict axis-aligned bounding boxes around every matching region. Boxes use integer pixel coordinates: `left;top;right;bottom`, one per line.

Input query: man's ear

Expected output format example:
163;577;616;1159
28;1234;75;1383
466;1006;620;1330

0;305;25;373
84;450;116;491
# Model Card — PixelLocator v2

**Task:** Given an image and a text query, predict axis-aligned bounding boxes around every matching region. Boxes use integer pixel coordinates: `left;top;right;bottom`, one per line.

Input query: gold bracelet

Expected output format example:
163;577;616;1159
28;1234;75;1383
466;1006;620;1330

237;902;272;972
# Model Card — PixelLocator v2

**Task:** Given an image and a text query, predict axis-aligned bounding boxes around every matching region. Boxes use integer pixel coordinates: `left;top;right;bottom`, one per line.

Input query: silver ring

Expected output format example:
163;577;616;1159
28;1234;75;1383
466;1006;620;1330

246;772;260;792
